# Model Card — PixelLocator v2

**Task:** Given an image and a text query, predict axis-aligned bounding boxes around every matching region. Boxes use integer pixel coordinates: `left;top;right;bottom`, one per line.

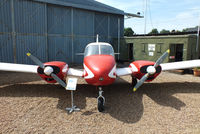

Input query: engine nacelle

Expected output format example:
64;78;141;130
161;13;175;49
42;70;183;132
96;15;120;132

129;60;162;82
37;61;68;83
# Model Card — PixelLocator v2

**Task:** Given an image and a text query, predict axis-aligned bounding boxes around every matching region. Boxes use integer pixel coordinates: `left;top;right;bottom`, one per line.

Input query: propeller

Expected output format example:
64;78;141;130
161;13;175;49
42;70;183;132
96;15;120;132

26;53;67;89
133;49;170;92
26;53;45;69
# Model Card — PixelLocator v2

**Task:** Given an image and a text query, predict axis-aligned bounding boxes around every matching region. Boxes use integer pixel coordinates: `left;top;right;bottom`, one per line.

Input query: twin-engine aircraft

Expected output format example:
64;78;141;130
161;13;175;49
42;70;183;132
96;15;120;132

1;36;200;112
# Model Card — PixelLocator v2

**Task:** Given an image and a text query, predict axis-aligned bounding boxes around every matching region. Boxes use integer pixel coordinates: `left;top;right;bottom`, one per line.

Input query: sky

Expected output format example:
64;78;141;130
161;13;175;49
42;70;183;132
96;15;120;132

96;0;200;34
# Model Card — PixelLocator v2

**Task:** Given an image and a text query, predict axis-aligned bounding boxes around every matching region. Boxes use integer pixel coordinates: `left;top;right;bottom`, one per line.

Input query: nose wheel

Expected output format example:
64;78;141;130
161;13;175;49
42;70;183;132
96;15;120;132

97;87;105;112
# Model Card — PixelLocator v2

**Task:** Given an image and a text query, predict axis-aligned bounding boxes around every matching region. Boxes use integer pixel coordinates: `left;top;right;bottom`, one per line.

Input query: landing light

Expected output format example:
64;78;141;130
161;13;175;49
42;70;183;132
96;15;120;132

99;77;104;81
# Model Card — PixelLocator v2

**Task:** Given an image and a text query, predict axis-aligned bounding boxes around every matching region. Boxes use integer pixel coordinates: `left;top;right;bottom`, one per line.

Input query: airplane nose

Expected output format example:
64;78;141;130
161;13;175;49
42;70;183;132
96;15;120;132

84;55;116;86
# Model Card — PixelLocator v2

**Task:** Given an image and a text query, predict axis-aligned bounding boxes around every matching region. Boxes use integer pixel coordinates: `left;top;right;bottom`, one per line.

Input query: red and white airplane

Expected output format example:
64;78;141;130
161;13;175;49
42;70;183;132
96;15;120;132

1;35;200;112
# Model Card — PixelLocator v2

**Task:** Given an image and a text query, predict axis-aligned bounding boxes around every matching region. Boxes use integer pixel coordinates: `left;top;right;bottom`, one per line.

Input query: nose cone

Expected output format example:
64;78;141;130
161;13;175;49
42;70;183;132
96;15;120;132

44;66;53;76
84;55;116;86
147;66;156;75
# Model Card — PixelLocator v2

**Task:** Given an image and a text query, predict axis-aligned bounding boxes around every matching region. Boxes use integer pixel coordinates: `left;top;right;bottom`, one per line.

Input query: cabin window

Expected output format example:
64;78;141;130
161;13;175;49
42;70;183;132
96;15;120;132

100;45;114;56
84;45;99;57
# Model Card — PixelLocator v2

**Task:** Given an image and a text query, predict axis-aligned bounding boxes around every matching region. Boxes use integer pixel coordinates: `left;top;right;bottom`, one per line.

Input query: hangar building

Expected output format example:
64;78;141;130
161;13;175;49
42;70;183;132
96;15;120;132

0;0;126;64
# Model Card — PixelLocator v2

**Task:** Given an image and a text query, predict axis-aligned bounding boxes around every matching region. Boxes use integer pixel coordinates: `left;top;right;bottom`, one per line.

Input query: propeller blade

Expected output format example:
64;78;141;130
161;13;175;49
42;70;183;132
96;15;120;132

51;73;67;89
154;49;170;67
133;73;149;92
26;53;45;69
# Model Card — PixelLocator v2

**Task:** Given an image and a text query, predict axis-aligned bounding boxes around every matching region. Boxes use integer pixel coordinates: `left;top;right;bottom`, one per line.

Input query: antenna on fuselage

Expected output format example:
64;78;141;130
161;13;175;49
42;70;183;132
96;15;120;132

96;34;99;43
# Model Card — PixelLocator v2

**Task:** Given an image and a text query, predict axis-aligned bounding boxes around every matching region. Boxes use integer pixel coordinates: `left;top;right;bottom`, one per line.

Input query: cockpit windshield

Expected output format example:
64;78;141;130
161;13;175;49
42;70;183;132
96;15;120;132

84;44;114;57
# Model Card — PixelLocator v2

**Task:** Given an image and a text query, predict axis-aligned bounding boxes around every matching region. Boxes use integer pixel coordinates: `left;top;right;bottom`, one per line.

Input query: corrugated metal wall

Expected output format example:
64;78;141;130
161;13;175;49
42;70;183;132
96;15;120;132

14;0;47;65
0;0;13;63
0;0;124;64
47;5;72;63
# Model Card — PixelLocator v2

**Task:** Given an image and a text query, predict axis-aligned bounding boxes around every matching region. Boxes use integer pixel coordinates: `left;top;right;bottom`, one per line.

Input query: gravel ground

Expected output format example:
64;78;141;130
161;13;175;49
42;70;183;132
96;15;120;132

0;71;200;134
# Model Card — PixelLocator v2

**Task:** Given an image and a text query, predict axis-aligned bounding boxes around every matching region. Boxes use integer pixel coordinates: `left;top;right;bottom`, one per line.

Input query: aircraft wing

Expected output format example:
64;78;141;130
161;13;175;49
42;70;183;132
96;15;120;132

67;68;83;77
116;59;200;77
160;60;200;71
116;67;132;76
0;62;38;73
116;66;138;76
0;62;83;77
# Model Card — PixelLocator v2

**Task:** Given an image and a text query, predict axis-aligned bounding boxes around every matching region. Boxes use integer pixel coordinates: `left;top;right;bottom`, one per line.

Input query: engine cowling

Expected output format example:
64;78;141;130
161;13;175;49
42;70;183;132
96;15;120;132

37;61;68;83
129;60;162;82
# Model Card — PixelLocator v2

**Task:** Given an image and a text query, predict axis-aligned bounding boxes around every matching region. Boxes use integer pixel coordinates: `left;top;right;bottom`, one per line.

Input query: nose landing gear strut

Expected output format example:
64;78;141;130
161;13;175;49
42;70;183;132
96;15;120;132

97;87;105;112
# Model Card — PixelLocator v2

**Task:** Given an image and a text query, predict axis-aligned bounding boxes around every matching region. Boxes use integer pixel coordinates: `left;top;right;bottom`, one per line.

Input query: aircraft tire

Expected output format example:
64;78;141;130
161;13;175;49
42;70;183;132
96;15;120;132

98;97;104;112
132;77;137;87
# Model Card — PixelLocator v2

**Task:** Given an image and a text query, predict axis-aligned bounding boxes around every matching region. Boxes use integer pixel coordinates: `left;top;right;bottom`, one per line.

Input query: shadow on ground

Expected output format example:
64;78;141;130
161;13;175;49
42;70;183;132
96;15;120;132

0;71;41;85
1;76;200;123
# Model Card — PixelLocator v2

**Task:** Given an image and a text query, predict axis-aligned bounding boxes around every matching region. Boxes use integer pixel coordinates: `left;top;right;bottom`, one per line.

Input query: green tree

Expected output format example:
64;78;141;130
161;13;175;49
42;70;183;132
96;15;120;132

160;29;170;34
171;29;176;33
182;28;187;32
176;30;181;33
124;27;134;36
148;28;159;35
171;29;181;33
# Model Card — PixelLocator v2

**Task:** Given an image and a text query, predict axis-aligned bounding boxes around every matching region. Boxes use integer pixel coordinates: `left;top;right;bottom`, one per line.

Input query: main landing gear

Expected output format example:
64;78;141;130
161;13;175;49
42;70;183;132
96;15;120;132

131;76;138;87
97;87;105;112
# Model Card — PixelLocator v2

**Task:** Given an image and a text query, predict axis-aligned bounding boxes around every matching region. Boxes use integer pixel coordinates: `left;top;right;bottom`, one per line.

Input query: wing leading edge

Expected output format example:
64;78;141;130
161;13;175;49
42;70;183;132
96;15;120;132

0;62;38;73
0;62;84;77
160;60;200;71
67;68;83;77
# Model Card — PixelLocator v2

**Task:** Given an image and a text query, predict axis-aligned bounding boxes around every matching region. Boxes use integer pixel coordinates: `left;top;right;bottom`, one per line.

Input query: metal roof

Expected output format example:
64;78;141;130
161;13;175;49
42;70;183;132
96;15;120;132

124;13;144;19
33;0;125;15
